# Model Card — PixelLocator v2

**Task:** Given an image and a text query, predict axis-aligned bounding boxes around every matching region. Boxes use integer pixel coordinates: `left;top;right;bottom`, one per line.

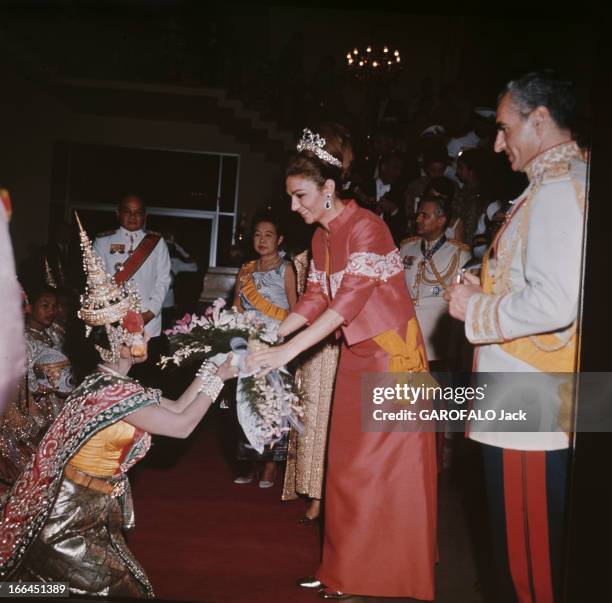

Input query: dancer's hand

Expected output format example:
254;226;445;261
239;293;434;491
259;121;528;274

216;354;239;381
141;310;155;324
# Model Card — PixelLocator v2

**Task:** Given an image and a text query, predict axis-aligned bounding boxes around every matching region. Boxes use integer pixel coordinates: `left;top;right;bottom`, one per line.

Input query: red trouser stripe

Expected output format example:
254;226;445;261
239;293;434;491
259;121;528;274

504;449;533;603
525;452;554;603
503;449;554;603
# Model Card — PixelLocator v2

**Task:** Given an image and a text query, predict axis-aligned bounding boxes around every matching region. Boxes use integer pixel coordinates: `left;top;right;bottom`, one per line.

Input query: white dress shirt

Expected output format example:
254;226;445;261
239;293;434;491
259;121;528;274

94;227;171;337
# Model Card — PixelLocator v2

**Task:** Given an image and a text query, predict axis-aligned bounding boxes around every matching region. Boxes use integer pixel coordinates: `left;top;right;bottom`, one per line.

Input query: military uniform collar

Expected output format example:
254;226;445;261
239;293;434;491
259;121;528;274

524;141;581;183
119;226;144;238
422;234;445;250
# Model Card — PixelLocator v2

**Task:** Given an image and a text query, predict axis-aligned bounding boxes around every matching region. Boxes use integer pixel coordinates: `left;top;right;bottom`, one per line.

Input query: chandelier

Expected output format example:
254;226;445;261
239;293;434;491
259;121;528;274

345;45;401;82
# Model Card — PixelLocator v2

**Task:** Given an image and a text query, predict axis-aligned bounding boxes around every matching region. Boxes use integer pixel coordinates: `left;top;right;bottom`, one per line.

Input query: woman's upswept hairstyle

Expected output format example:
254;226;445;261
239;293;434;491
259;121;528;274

286;122;354;198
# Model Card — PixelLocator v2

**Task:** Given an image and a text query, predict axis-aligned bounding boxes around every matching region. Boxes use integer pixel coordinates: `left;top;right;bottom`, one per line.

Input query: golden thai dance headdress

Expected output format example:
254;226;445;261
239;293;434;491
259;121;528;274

75;213;143;362
43;257;57;289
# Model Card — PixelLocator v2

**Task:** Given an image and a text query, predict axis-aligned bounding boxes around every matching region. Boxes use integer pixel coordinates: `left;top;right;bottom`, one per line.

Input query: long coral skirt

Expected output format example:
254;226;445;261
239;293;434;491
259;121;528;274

315;328;437;600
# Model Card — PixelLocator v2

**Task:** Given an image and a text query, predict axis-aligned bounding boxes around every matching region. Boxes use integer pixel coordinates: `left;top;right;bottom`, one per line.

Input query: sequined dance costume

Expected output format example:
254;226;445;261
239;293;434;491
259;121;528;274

0;369;159;597
282;250;339;501
0;212;160;596
0;327;73;488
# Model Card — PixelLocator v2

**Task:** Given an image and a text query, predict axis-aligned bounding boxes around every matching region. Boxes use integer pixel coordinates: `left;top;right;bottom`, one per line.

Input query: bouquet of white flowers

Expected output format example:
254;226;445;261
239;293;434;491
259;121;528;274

161;299;302;452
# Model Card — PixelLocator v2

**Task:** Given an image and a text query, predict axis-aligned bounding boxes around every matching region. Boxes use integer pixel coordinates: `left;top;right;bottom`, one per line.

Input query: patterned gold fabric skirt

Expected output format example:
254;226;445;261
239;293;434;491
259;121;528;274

282;339;339;501
0;378;63;492
12;475;153;598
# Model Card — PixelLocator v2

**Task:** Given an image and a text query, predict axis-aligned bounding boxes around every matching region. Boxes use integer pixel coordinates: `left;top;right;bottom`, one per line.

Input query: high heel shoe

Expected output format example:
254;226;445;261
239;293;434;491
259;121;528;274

296;576;324;589
318;588;353;600
298;513;319;524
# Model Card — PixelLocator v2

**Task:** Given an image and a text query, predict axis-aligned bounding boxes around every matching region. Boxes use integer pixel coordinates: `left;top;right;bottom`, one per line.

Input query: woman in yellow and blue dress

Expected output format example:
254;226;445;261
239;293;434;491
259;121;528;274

232;211;297;487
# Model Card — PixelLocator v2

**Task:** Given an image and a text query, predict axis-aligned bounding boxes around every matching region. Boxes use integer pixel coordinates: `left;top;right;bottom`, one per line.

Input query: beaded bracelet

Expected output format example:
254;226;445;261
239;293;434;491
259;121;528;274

195;361;224;400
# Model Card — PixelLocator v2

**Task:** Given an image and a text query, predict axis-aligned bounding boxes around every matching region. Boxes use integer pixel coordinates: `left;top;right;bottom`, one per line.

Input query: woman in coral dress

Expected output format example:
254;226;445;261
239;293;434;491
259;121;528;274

249;124;437;600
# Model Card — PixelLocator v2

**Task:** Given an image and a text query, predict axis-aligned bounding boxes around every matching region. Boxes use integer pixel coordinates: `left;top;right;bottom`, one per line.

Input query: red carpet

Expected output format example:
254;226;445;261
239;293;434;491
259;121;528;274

128;407;322;603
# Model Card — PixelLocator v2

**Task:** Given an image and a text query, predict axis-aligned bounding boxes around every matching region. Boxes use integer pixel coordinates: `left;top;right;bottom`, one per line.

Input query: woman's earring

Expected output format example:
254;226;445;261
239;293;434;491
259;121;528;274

324;193;332;210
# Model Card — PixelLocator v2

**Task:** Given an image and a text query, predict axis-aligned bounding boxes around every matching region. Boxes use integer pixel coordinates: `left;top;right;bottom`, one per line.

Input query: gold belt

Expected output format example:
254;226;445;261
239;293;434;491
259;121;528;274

64;464;125;498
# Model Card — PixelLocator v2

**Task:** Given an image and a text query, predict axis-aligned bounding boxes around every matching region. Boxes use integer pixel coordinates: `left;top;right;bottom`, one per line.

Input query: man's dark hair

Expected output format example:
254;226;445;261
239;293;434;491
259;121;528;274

419;195;450;220
457;148;487;177
424;176;455;202
371;124;396;140
422;146;449;167
118;194;147;212
500;70;576;131
379;150;404;167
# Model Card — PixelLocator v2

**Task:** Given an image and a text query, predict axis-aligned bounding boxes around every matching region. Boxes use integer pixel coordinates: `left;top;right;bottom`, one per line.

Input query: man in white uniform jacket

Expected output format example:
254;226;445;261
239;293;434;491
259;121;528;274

400;195;471;368
446;71;586;603
94;195;171;338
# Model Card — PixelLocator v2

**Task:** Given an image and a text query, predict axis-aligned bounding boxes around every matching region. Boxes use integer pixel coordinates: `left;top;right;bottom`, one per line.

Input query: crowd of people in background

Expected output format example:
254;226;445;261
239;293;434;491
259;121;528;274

0;69;589;603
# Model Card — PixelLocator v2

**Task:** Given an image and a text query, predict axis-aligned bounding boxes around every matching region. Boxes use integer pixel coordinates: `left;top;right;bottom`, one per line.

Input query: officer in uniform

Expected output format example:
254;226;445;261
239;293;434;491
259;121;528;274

93;195;171;340
400;195;471;369
446;71;586;603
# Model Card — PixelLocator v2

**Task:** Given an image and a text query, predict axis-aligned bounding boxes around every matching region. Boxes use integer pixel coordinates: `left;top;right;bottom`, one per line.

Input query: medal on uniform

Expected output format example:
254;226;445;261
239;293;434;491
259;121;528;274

431;285;441;296
114;262;124;272
110;243;125;254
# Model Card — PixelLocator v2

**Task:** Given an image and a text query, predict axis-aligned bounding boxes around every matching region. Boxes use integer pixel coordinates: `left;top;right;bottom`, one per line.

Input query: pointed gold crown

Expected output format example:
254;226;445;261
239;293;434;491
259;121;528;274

75;212;140;328
43;257;57;288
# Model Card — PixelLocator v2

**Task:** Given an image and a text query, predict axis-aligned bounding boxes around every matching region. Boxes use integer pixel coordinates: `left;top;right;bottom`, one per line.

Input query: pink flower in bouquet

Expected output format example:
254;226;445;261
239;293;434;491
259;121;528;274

164;313;193;335
211;298;226;325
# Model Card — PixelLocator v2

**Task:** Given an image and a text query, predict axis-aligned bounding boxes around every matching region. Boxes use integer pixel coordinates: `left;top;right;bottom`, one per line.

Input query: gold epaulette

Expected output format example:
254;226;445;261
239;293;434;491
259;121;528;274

145;230;162;237
96;229;117;238
542;161;571;183
400;235;420;247
447;239;471;252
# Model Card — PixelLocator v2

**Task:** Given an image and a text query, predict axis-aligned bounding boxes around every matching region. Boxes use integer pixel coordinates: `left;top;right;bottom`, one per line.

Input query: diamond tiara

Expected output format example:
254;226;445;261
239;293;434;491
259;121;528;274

296;128;343;168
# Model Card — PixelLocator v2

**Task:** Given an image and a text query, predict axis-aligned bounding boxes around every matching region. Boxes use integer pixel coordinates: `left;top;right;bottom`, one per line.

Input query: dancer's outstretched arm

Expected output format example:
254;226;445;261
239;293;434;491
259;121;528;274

248;309;343;374
125;356;237;438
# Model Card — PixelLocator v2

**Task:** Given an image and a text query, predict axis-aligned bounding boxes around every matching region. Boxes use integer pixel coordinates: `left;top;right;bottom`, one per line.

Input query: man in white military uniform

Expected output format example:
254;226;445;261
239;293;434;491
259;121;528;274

400;195;471;370
446;71;586;603
93;195;171;339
